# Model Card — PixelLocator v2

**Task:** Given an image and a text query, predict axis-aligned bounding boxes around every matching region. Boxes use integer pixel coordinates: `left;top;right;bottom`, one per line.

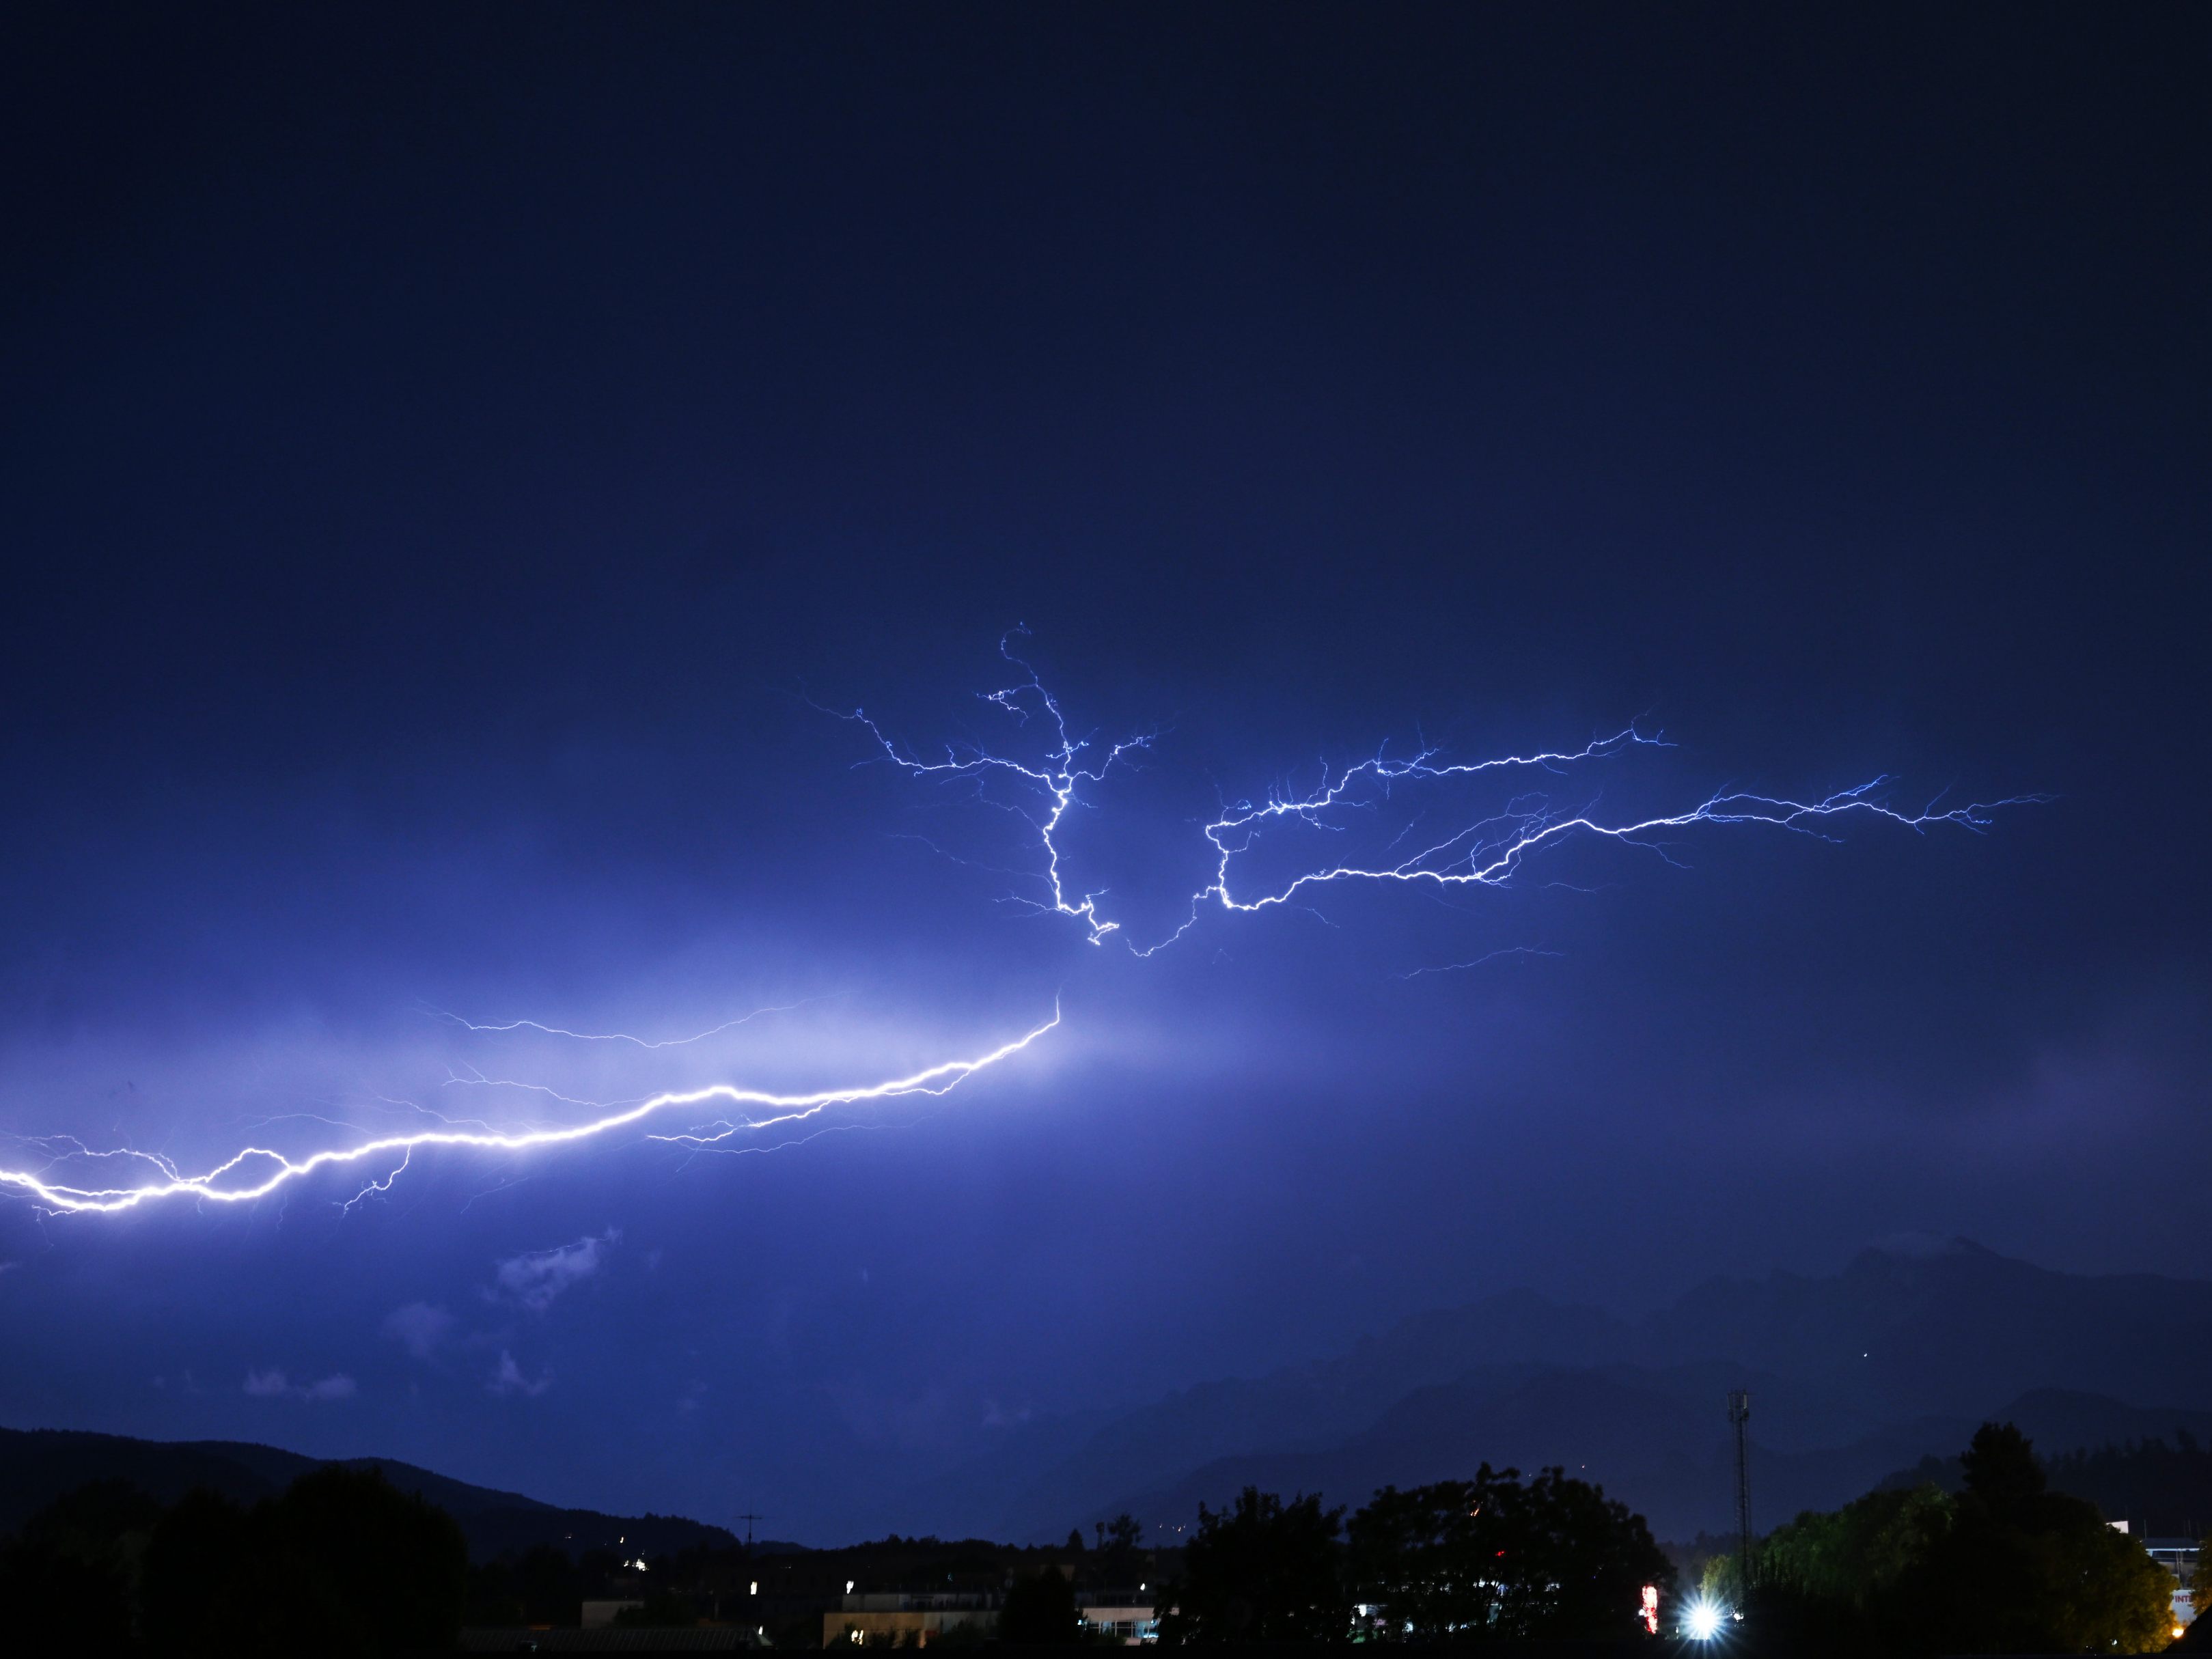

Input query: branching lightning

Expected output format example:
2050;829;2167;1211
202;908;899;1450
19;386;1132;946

835;631;1155;944
0;1008;1058;1216
2;634;2041;1222
1397;946;1569;979
428;996;834;1050
1147;769;2045;954
845;637;2047;956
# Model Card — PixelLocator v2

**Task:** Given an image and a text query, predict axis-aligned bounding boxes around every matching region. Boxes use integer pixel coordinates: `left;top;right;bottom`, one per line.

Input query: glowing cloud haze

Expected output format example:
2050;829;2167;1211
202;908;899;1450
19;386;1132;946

1;640;2035;1221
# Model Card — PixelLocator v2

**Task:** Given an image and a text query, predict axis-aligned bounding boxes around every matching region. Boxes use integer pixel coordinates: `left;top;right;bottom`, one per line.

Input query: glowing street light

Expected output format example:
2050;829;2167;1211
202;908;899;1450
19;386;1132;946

1687;1599;1724;1641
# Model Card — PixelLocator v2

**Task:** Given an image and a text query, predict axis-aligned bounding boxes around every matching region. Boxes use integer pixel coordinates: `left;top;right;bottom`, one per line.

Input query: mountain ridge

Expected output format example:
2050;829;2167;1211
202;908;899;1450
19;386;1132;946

930;1238;2212;1542
0;1425;741;1561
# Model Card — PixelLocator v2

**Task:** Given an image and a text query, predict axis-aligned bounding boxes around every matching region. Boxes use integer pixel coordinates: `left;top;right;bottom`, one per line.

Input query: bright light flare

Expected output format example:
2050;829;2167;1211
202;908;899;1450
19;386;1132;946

1686;1599;1724;1641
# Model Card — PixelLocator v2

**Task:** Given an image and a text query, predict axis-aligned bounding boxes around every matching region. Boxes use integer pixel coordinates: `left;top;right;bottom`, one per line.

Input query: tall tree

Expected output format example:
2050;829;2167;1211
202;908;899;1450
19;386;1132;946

1911;1423;2172;1656
1758;1423;2172;1658
1098;1511;1147;1589
1000;1567;1079;1644
0;1479;164;1649
1349;1466;1672;1641
1155;1487;1346;1643
142;1466;467;1658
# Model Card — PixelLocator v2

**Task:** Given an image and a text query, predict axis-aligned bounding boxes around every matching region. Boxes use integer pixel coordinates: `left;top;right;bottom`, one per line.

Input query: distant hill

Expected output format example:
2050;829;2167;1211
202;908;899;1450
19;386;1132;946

1650;1237;2212;1423
918;1288;1629;1538
913;1237;2212;1543
0;1426;738;1562
23;1240;2210;1554
1876;1389;2212;1535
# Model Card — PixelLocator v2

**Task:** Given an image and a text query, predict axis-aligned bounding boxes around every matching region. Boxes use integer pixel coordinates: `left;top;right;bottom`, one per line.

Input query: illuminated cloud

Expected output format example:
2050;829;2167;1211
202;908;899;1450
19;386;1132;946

243;1368;357;1402
493;1229;619;1312
488;1350;551;1397
381;1301;457;1361
0;1011;1060;1215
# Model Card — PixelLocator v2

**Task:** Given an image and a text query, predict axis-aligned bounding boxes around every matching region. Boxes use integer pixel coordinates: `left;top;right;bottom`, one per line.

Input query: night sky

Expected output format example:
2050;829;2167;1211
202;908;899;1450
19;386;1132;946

1;5;2205;1542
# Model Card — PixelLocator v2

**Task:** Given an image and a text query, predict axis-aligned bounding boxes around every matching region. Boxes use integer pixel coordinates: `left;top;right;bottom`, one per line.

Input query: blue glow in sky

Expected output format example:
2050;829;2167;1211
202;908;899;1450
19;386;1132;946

0;4;2203;1542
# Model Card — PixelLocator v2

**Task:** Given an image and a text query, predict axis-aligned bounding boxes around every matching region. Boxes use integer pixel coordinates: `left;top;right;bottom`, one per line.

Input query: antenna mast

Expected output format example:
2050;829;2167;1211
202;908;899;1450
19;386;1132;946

1727;1391;1753;1604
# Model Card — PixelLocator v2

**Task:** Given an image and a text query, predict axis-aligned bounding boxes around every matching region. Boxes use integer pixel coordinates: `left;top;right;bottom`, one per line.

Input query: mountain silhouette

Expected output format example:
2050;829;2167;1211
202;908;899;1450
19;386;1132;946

919;1238;2212;1542
0;1425;739;1560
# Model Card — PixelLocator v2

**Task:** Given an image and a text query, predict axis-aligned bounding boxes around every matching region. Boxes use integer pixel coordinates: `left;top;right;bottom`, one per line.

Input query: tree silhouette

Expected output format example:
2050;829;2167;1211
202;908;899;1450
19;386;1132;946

1758;1421;2172;1657
1349;1466;1672;1641
142;1465;467;1657
0;1479;163;1649
1000;1566;1080;1643
1155;1487;1346;1643
1906;1423;2170;1656
1100;1511;1146;1586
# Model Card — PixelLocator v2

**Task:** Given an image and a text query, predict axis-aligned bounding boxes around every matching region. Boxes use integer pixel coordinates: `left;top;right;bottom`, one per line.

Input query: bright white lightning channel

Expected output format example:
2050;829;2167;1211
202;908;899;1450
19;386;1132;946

836;633;1156;945
848;637;2046;956
0;1008;1058;1216
4;641;2039;1221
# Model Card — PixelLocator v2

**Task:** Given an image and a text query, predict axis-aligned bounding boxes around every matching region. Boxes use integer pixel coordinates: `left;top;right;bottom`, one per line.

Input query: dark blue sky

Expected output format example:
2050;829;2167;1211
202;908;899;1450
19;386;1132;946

1;4;2205;1541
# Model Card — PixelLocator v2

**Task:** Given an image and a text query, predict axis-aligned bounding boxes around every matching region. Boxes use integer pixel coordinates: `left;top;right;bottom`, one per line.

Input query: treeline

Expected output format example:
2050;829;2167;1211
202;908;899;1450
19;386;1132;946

0;1464;465;1656
1141;1429;2182;1654
1892;1427;2212;1536
1735;1423;2175;1658
1151;1464;1675;1643
8;1421;2174;1654
0;1464;765;1652
2052;1433;2212;1534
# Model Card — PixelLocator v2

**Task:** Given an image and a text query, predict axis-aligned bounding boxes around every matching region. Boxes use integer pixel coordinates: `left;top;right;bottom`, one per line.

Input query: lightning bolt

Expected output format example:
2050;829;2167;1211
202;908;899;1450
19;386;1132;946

1397;945;1569;979
1148;771;2047;953
844;645;2047;956
0;1007;1059;1216
3;637;2043;1222
427;996;835;1050
835;630;1155;944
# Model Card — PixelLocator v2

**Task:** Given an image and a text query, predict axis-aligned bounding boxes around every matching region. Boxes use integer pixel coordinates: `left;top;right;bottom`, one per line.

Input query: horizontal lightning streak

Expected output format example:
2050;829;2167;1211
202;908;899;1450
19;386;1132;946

1397;946;1568;979
1159;777;2048;951
0;1009;1059;1216
4;641;2042;1223
844;658;2046;957
429;997;830;1050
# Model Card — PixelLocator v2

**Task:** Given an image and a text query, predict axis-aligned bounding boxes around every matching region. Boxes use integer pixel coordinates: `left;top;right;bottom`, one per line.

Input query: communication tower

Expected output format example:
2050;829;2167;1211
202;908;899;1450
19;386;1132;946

1727;1390;1753;1602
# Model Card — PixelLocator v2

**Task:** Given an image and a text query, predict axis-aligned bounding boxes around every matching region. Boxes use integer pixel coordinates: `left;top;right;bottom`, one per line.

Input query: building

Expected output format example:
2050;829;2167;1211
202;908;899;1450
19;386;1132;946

1077;1599;1159;1643
2143;1535;2199;1634
825;1591;999;1647
824;1588;1161;1646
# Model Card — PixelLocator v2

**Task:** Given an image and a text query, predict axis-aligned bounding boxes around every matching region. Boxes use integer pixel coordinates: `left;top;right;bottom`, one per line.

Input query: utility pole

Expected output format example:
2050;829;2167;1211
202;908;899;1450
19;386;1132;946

1727;1391;1753;1606
735;1511;764;1549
